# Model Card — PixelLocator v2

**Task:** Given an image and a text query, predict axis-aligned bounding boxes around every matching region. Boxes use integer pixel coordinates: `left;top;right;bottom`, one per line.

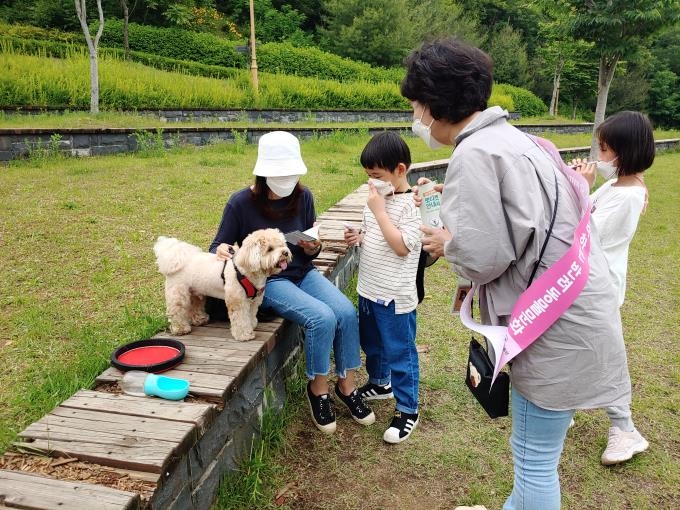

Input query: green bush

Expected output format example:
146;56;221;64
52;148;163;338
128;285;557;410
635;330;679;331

494;83;548;117
257;42;403;83
0;21;80;43
489;88;515;113
98;19;245;68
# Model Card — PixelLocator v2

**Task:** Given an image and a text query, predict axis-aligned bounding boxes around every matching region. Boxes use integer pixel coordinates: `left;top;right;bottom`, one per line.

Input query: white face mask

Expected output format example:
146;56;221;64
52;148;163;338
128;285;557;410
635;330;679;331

367;177;395;196
596;158;618;180
266;175;299;197
412;111;445;150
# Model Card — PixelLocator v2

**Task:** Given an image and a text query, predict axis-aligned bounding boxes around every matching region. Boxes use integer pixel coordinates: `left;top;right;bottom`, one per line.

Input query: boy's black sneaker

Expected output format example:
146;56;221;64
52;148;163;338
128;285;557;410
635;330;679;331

358;381;394;401
383;410;419;443
306;382;336;434
334;384;376;425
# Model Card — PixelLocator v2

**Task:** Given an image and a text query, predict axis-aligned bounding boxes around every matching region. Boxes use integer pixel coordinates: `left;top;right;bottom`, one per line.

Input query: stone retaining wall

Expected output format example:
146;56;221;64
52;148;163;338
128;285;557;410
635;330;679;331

2;107;523;124
4;123;659;163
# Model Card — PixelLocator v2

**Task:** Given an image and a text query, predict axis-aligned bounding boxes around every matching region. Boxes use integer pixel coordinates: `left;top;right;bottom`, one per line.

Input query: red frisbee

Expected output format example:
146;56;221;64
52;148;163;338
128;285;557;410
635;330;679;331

111;338;185;373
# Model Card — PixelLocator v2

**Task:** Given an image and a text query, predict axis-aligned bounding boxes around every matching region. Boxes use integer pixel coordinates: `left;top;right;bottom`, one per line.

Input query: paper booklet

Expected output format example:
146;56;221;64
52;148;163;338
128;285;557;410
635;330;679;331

284;225;318;245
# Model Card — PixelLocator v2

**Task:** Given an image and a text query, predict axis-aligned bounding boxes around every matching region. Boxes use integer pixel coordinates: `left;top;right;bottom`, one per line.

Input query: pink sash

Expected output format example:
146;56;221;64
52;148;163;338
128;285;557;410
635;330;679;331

460;136;592;384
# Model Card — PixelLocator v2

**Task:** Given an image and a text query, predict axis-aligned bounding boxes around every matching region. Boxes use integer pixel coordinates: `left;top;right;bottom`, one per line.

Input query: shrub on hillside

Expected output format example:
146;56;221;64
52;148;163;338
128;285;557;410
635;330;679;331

0;21;80;43
98;20;245;68
97;21;401;84
258;43;402;83
0;36;239;81
494;84;547;117
489;89;515;113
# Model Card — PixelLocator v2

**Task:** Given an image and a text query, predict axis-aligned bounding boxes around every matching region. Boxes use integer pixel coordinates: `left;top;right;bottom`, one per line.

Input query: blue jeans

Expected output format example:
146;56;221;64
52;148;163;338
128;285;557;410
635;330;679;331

358;296;419;414
503;389;574;510
263;269;360;380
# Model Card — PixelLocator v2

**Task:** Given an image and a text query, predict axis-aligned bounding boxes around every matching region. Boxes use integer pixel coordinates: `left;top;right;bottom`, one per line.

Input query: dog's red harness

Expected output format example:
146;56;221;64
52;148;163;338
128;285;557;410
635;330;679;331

221;259;263;299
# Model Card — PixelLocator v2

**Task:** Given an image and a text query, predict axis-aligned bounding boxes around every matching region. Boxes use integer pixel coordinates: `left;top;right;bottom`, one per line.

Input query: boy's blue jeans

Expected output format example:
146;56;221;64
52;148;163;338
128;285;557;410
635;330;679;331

358;296;419;414
263;269;361;380
503;388;574;510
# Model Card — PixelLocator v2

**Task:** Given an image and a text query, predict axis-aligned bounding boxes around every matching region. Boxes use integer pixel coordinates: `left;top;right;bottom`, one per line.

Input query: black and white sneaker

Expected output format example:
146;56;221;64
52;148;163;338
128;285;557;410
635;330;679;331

306;382;336;434
358;382;393;401
334;384;376;425
383;410;419;443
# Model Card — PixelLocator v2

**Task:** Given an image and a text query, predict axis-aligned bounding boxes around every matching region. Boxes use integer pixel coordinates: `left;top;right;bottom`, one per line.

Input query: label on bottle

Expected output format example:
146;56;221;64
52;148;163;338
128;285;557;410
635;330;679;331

419;180;443;228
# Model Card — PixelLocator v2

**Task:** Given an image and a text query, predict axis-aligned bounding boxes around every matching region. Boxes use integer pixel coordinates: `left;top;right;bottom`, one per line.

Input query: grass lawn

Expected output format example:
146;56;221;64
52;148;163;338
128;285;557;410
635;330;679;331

1;134;678;509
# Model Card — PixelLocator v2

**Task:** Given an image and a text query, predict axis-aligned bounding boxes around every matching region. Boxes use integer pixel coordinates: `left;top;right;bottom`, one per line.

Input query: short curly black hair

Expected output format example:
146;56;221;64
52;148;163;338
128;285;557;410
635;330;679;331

360;131;411;172
400;37;493;124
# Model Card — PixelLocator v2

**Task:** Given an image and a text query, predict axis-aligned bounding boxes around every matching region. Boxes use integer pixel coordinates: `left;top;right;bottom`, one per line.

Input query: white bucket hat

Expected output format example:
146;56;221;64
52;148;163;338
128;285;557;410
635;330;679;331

253;131;308;177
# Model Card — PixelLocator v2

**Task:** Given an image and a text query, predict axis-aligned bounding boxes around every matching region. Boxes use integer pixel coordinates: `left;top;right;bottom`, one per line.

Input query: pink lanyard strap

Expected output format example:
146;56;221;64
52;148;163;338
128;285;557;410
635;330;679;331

459;136;593;384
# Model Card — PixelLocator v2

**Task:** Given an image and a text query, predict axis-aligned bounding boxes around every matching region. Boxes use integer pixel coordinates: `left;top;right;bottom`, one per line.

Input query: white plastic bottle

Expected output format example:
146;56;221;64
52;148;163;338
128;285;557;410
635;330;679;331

419;180;443;228
120;370;150;397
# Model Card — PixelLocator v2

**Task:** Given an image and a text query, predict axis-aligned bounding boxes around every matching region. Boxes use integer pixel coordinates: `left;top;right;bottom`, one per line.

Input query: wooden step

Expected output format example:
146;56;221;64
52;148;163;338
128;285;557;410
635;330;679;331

17;390;215;475
0;469;140;510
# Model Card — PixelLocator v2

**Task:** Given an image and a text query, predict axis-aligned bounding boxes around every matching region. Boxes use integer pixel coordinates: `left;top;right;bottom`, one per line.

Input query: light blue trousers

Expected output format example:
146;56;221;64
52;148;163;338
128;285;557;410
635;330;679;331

263;269;361;380
503;389;574;510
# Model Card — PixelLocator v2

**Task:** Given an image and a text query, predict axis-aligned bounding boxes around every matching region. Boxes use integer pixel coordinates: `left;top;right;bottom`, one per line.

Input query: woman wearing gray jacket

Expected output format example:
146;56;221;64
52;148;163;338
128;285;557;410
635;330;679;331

402;38;631;510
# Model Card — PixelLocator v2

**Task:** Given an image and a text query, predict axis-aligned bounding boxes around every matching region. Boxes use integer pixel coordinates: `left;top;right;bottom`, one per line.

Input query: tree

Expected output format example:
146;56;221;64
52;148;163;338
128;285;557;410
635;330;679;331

318;0;412;67
564;0;680;157
120;0;130;60
648;69;680;127
486;23;531;88
407;0;484;49
75;0;104;114
535;2;593;117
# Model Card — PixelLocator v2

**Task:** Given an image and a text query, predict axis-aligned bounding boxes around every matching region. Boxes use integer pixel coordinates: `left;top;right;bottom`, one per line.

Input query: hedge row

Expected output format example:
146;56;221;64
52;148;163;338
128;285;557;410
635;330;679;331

0;36;238;80
97;20;402;84
0;49;519;112
0;50;405;110
98;19;245;69
2;21;543;114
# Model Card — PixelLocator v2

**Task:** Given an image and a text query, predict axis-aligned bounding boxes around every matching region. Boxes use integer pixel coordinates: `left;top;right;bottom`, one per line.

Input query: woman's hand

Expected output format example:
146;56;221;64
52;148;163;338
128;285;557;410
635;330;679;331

413;177;444;208
299;238;322;255
215;243;234;261
420;224;452;258
570;158;596;188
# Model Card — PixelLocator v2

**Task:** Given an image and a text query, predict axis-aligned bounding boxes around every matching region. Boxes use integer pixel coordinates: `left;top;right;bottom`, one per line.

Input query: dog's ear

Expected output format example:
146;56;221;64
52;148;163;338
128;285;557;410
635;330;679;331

240;239;263;272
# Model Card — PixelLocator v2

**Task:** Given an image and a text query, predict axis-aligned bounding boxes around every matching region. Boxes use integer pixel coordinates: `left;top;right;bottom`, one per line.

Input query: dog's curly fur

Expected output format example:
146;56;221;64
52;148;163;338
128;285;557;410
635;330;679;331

153;228;291;340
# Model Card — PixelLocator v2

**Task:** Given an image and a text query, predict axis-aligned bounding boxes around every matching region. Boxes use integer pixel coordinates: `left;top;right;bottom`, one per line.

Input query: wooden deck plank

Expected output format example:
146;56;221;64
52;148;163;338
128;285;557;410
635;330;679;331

25;407;194;442
0;469;140;509
13;439;168;474
155;329;269;348
60;390;216;431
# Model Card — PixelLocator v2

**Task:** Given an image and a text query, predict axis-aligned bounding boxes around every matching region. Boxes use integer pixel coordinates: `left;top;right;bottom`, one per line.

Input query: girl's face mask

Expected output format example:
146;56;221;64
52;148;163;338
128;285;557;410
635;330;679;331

367;177;395;196
596;158;618;180
412;110;445;150
266;175;299;197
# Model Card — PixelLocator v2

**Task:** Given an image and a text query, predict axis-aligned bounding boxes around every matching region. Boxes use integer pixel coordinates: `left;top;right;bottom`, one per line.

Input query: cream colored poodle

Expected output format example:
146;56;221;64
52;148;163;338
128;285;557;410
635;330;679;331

153;228;291;340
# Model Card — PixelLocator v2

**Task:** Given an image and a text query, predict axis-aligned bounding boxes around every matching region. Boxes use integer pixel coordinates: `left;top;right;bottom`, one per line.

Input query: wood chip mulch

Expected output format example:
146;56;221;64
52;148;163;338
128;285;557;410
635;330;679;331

0;451;156;505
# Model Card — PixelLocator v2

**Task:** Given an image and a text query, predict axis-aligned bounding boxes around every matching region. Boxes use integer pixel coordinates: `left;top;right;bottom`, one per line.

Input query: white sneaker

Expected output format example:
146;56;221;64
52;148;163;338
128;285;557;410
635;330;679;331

454;506;488;510
383;411;419;444
601;426;649;465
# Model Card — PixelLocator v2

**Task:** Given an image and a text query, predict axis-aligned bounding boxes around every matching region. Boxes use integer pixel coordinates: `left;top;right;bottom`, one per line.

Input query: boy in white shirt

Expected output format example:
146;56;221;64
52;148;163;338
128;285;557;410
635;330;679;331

344;132;422;443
